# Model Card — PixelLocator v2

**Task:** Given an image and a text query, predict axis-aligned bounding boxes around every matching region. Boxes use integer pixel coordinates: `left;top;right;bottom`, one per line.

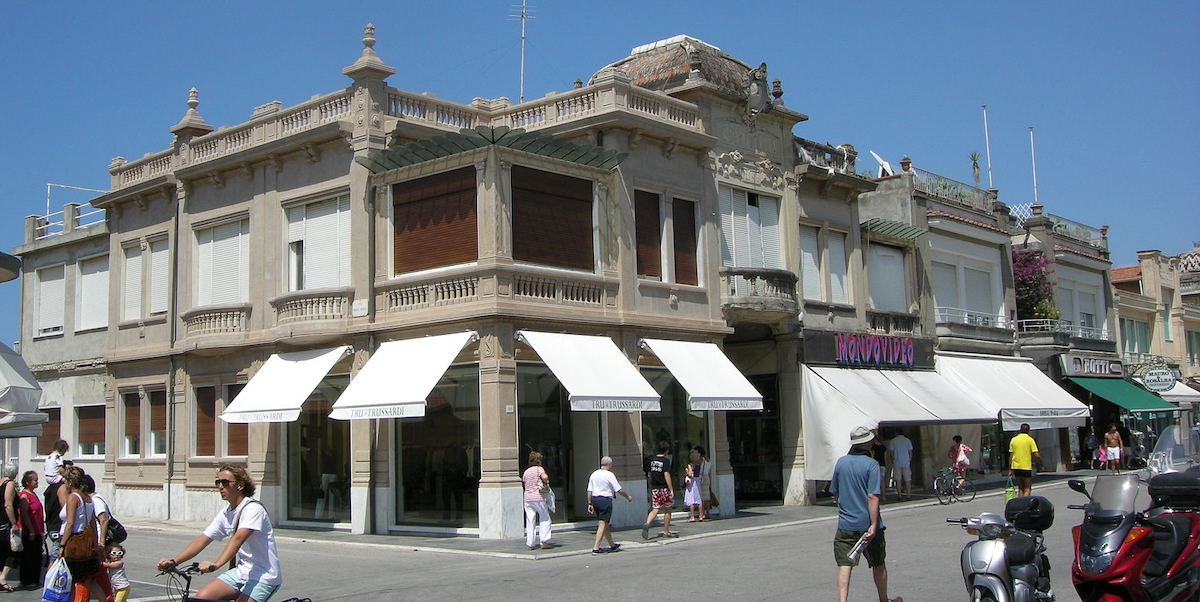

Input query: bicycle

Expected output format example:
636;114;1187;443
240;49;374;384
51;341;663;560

933;467;976;504
158;563;311;602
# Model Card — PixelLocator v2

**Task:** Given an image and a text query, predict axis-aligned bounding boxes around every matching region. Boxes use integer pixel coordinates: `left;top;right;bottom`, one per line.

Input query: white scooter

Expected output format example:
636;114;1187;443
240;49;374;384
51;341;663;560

947;496;1056;602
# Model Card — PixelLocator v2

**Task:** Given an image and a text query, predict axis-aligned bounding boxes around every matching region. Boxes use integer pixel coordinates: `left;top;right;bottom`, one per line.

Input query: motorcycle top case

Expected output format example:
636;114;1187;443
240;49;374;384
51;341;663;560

1004;495;1054;532
1148;468;1200;509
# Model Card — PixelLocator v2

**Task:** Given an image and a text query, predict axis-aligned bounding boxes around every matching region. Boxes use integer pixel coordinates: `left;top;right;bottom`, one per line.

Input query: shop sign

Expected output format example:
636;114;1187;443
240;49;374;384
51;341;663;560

1141;368;1177;393
1060;354;1124;378
802;329;934;369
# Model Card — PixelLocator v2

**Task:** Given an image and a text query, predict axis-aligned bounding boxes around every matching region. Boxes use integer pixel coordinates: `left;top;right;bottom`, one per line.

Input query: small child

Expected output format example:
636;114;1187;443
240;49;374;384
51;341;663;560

102;544;130;602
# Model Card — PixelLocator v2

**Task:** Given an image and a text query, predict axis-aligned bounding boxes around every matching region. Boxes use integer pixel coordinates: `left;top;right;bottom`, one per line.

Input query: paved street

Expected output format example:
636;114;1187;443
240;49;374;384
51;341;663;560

6;474;1110;602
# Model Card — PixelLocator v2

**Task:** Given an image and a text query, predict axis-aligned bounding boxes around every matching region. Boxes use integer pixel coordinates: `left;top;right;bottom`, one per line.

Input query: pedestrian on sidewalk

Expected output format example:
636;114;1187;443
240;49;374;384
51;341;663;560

694;446;714;520
871;436;888;502
1103;424;1123;475
43;440;69;561
642;441;676;539
830;426;902;602
886;432;913;501
16;470;43;589
586;457;632;555
520;451;553;550
684;449;702;523
1008;423;1042;496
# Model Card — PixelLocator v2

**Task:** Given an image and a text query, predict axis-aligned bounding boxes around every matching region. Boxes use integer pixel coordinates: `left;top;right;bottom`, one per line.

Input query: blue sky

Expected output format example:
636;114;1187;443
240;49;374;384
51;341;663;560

1;1;1197;347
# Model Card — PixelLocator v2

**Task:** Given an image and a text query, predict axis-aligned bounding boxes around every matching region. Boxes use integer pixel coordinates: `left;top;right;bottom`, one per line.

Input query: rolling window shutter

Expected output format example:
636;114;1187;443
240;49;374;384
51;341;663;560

964;267;994;315
393;167;478;274
77;255;109;331
148;239;170;314
672;199;698;286
745;194;761;269
511;166;594;271
195;386;216;457
301;199;341;289
1078;291;1098;326
123;393;140;442
931;261;960;309
224;384;248;456
827;232;849;304
718;185;734;266
758;196;780;269
149;390;167;431
287;206;305;243
37;408;61;455
37;266;65;334
867;243;907;312
731;188;750;269
634;190;662;279
207;221;247;304
76;405;105;447
1057;287;1075;325
799;226;821;301
337;195;351;286
123;245;142;319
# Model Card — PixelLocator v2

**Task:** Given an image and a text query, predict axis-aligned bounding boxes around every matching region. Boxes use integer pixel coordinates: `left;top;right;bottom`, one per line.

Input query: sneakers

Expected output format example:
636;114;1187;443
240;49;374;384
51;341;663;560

641;523;651;540
608;543;621;552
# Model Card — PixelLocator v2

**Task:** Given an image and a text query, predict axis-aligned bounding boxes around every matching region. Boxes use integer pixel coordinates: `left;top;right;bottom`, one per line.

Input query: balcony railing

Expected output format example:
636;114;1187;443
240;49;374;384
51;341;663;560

935;307;1012;330
512;274;603;306
34;203;106;240
868;310;918;336
180;304;251;337
383;275;480;312
270;287;352;324
911;167;993;213
719;267;797;303
1017;319;1113;341
1046;212;1105;248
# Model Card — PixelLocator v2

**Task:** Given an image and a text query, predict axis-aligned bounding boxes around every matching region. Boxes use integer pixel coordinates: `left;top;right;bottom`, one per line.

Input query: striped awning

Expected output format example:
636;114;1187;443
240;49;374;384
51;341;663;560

861;217;927;241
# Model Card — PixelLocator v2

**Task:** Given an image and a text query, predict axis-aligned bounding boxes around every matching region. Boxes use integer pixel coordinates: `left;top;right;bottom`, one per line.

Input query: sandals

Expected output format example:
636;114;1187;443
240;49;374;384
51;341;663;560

0;583;14;592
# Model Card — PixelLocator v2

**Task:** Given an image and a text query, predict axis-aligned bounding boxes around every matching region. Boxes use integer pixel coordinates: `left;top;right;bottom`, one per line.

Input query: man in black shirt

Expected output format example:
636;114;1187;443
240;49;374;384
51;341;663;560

642;440;676;539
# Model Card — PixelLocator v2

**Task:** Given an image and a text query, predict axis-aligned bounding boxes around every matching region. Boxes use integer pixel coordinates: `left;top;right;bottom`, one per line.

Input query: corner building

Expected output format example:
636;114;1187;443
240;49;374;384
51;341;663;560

14;30;823;538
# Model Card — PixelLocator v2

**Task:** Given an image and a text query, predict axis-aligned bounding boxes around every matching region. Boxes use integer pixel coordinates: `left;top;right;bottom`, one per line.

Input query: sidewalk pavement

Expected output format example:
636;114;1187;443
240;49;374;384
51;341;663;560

124;472;1084;561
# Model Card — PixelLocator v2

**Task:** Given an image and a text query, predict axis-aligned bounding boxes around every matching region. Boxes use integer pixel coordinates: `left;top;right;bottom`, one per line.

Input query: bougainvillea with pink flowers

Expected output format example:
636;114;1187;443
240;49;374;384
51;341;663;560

1012;249;1059;320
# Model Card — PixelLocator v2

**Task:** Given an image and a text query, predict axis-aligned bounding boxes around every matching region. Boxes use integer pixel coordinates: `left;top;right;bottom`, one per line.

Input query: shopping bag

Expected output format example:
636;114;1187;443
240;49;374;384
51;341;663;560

9;527;21;552
1004;477;1017;503
42;557;72;602
545;488;556;514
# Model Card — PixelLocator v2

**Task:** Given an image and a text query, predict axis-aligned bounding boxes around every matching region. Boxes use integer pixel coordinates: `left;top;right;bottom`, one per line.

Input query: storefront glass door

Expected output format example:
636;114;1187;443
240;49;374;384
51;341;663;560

286;375;351;522
726;375;781;502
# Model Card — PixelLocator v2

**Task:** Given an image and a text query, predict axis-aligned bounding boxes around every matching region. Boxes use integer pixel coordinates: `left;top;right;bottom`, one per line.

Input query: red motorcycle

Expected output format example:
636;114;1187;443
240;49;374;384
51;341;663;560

1067;467;1200;602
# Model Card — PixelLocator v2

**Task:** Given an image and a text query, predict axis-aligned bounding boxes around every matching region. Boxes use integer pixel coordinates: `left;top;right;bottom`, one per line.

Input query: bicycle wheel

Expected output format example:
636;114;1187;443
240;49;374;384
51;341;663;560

934;477;951;505
954;478;976;503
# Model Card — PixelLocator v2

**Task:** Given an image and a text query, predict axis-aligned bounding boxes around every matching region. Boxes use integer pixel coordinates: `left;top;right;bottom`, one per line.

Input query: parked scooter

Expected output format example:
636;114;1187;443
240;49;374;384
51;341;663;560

948;495;1056;602
1067;468;1200;602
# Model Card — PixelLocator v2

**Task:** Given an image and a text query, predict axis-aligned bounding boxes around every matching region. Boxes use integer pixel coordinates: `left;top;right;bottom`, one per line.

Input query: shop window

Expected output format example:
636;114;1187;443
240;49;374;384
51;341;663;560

393;167;478;274
37;408;62;455
395;366;480;527
516;365;596;523
635;190;662;279
511;166;594;271
76;405;105;456
288;376;351;523
641;369;710;492
724;375;781;501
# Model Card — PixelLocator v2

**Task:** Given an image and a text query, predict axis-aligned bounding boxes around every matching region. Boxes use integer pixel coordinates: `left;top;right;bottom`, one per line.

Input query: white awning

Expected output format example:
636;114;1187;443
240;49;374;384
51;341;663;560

1134;378;1200;407
222;346;351;423
936;352;1090;430
639;339;762;410
516;330;659;411
0;342;46;433
802;366;875;480
879;370;997;423
329;332;478;420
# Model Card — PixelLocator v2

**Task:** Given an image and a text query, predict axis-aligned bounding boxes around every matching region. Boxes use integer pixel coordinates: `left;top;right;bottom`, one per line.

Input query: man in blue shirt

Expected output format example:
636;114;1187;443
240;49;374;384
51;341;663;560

829;426;902;602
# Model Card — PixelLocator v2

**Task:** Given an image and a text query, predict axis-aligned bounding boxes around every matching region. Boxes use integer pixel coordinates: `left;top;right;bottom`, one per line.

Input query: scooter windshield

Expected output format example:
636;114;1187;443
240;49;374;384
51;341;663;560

1089;474;1140;513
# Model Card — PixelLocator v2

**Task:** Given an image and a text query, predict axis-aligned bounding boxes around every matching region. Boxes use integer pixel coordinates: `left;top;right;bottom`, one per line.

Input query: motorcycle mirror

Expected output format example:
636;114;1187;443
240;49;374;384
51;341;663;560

1067;479;1090;498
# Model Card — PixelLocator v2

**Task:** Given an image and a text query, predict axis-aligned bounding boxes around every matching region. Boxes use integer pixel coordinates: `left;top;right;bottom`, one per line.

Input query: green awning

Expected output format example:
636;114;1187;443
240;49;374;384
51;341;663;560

861;217;926;241
1068;377;1178;413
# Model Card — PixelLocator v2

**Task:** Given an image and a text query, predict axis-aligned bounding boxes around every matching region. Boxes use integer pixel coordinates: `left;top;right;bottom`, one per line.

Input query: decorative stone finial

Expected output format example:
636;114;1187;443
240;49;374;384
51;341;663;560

343;23;395;82
170;87;213;139
1031;203;1044;216
573;78;583;89
772;79;783;102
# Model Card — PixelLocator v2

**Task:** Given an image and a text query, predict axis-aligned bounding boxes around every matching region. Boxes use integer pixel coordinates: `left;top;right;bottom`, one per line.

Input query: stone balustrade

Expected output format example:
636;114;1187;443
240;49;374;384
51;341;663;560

270;287;353;324
181;304;251;336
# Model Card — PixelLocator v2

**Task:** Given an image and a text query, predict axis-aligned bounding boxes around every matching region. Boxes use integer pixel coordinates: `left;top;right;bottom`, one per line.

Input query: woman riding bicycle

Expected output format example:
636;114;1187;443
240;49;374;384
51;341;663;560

156;465;281;602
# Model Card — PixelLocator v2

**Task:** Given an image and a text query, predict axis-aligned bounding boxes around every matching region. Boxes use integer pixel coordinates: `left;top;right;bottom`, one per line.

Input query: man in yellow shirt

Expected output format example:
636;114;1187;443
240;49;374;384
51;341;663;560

1007;423;1043;497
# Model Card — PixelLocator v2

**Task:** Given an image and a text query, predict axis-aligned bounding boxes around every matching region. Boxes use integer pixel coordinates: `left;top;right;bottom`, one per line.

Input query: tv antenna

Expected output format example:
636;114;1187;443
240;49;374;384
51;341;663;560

508;2;536;103
868;150;893;178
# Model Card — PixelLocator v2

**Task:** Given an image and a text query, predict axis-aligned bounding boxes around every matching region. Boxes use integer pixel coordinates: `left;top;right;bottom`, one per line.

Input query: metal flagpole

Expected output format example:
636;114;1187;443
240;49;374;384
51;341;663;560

1028;127;1040;205
982;105;994;189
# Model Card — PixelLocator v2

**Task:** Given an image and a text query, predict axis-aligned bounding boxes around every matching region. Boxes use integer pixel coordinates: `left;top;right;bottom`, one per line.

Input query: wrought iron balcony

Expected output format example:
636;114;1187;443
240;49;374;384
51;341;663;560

1017;319;1112;341
935;307;1012;330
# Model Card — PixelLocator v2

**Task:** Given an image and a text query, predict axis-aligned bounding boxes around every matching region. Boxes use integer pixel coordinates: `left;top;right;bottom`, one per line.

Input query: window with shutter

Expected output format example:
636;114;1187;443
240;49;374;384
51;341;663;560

224;383;248;456
149;390;167;456
511;166;594;270
36;265;65;336
149;238;170;314
964;267;994;315
37;408;61;455
194;386;216;457
756;195;780;269
122;392;140;457
393;167;478;274
931;261;960;310
866;243;907;312
672;198;698;286
198;221;249;305
76;255;109;332
123;244;142;320
1057;286;1076;325
76;405;105;456
635;191;662;279
288;195;351;291
1078;291;1098;329
827;232;849;305
718;186;734;266
799;226;821;301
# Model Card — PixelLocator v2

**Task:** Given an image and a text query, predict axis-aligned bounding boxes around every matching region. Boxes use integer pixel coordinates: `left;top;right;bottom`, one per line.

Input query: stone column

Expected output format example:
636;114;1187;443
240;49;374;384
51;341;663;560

777;333;809;505
477;323;522;539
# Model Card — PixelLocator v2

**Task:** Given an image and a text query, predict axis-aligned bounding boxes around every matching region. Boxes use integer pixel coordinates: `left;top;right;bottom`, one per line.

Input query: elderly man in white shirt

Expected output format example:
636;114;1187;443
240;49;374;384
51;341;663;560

586;456;633;555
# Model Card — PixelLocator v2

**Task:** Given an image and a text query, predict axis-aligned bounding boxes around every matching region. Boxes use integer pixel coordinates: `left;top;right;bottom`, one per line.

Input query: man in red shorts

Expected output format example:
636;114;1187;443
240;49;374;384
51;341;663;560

642;440;676;539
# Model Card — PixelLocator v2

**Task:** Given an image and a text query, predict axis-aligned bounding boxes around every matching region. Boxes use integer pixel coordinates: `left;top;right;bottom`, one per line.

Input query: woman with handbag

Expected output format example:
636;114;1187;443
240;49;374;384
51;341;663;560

521;451;553;550
58;466;112;602
16;470;44;589
0;460;19;592
74;475;115;602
